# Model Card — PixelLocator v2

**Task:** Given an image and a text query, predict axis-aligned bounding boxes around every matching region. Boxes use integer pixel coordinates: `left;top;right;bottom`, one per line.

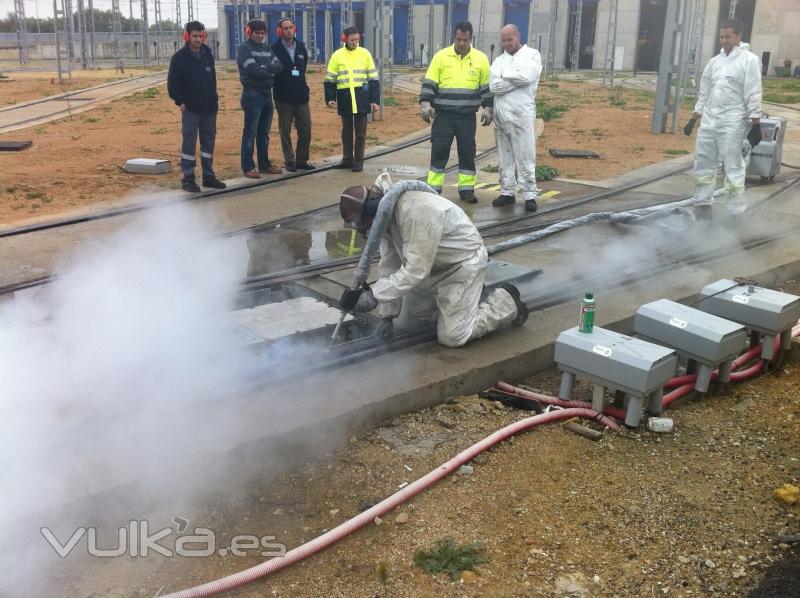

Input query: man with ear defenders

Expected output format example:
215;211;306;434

236;19;284;178
271;17;314;172
167;21;226;192
324;26;380;172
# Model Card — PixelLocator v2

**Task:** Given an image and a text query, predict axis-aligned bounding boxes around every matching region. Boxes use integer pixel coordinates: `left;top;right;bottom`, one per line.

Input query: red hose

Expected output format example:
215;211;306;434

162;407;616;598
494;381;627;421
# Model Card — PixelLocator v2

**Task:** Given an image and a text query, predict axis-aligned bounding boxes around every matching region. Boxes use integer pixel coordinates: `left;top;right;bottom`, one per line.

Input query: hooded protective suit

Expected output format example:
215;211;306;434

367;174;518;347
692;42;762;214
489;44;542;202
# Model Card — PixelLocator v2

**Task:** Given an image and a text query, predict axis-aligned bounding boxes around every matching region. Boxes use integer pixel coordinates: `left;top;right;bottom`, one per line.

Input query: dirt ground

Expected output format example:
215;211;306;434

0;70;695;227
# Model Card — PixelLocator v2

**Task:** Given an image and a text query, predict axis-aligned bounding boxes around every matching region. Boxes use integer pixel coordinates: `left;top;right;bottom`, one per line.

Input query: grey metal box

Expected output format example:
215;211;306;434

555;326;678;396
698;279;800;335
634;299;747;366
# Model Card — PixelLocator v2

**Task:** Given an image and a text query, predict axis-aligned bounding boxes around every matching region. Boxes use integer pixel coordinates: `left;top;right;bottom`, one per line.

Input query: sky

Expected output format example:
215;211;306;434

1;0;220;30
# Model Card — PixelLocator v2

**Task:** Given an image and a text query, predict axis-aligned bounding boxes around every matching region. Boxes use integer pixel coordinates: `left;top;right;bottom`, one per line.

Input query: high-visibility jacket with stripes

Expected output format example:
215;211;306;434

324;46;380;116
420;45;493;113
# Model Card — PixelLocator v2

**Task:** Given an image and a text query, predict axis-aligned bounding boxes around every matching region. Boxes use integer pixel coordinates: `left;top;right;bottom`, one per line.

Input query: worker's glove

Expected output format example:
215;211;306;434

747;123;762;148
683;118;697;137
339;286;365;312
353;288;379;313
480;107;494;126
420;101;435;123
373;317;394;339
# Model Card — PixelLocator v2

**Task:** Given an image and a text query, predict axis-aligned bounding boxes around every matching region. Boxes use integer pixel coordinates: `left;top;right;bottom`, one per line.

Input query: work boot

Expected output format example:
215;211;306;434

695;204;713;222
524;198;538;212
284;162;298;172
498;282;529;327
333;160;353;169
243;170;261;179
296;162;316;170
351;162;364;172
459;190;477;204
259;164;282;175
181;179;201;193
492;194;516;207
202;177;227;189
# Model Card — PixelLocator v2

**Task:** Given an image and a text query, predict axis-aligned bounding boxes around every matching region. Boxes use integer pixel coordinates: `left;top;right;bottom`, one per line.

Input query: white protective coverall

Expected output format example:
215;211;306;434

489;44;542;201
369;174;518;347
692;42;762;214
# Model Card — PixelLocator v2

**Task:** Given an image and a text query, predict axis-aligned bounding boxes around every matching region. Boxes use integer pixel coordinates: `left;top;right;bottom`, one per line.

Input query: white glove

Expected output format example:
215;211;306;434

420;101;435;123
480;107;494;126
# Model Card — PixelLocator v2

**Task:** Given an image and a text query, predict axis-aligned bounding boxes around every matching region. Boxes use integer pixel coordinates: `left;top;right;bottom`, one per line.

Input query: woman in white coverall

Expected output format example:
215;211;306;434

338;173;529;347
684;18;763;216
489;24;542;212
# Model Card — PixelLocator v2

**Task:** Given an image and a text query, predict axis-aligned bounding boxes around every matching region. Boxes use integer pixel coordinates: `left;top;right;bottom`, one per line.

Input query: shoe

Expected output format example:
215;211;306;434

351;162;363;172
459;190;477;204
243;170;261;179
181;179;201;193
524;199;538;212
296;162;316;170
259;164;282;175
492;194;515;207
695;205;713;221
202;177;227;189
498;282;529;327
284;162;298;173
333;161;353;169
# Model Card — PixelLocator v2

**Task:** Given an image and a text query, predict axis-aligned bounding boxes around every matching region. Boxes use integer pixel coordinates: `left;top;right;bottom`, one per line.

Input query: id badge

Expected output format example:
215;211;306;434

291;68;300;77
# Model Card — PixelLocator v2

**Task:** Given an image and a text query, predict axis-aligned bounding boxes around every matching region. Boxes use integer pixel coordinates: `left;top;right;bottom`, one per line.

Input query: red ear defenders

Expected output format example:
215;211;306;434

244;24;252;37
183;29;207;43
341;32;361;43
276;18;296;37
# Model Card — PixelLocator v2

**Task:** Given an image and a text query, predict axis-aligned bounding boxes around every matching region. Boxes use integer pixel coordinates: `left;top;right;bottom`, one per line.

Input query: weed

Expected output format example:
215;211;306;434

42;196;52;203
764;92;800;104
609;89;626;107
413;537;487;580
82;117;99;123
5;186;17;193
151;127;168;134
71;135;81;141
130;119;151;125
632;145;644;153
34;126;46;134
26;191;45;200
376;561;388;585
480;163;499;173
591;128;604;138
663;148;689;155
535;164;559;181
383;97;400;107
536;99;569;121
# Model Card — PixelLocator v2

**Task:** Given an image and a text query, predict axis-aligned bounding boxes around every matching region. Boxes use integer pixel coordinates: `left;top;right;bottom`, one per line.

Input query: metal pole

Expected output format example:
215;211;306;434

651;0;681;133
545;0;558;78
602;0;619;87
13;0;28;64
54;0;64;82
377;0;384;120
88;0;96;66
568;0;583;71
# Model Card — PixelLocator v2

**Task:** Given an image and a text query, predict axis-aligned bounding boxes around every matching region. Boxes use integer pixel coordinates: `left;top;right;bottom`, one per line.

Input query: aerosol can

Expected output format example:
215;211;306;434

579;292;595;333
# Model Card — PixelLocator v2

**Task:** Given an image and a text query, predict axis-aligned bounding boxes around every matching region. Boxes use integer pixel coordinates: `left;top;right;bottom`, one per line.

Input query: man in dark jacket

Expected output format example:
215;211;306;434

324;26;380;172
167;21;225;192
271;17;314;172
236;19;284;178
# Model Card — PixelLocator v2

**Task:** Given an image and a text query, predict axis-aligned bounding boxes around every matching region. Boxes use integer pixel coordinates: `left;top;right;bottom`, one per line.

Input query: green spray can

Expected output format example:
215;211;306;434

579;291;595;333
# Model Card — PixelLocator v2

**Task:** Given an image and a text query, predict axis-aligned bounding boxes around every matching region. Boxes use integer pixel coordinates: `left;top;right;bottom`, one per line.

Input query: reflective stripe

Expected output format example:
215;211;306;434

180;153;196;161
458;171;476;190
200;152;213;158
429;166;446;173
243;58;256;67
251;51;272;57
427;170;445;188
437;87;480;95
432;98;482;107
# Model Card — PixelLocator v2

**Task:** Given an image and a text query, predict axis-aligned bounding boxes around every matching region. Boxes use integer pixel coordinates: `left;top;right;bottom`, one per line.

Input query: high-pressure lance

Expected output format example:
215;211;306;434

329;283;370;346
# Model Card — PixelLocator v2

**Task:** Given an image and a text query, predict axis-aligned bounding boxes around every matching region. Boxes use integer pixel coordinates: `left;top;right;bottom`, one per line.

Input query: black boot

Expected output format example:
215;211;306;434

492;194;515;207
181;179;201;193
498;282;529;327
459;190;477;204
202;177;227;189
524;198;538;212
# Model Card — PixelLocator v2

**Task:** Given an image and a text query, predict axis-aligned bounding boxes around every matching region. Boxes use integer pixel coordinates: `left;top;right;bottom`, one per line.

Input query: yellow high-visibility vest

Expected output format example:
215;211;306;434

325;46;378;114
420;45;492;112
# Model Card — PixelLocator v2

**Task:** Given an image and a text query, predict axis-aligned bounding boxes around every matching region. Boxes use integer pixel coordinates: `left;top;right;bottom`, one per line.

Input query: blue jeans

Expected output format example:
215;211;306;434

180;110;216;182
240;89;274;172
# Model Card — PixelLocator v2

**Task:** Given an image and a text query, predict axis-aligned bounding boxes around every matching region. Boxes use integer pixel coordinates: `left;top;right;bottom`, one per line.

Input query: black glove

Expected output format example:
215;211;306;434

339;286;364;312
747;123;762;148
683;118;697;137
353;288;379;313
374;318;393;339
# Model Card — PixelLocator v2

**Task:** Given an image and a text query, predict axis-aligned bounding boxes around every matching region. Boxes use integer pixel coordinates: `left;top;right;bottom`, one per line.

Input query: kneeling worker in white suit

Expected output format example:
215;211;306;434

338;173;529;347
683;18;763;217
489;24;542;212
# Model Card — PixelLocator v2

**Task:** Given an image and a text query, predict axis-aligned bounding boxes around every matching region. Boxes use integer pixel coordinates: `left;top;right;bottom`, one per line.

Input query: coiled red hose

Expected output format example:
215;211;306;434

493;381;627;421
163;407;617;598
